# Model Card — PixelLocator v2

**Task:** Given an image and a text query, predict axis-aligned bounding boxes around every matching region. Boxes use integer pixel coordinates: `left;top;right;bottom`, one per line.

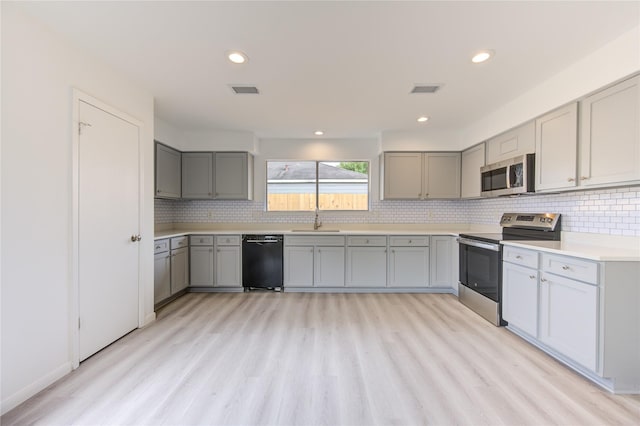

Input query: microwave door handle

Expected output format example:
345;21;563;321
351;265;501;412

506;165;511;189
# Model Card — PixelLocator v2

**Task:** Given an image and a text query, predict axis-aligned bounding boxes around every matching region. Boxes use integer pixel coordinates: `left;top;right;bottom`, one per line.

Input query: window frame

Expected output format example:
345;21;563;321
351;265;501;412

265;160;371;212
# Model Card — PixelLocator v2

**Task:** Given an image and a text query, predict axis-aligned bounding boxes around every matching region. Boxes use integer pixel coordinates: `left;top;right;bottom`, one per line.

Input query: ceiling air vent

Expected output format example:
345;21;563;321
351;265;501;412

230;85;259;94
410;84;442;94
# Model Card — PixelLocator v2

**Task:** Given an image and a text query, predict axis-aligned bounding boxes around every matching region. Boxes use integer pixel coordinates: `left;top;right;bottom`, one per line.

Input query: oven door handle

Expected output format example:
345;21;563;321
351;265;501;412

457;237;501;252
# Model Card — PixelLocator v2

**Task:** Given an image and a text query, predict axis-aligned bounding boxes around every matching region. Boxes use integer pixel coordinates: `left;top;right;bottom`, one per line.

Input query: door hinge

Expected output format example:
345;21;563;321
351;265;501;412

78;121;92;135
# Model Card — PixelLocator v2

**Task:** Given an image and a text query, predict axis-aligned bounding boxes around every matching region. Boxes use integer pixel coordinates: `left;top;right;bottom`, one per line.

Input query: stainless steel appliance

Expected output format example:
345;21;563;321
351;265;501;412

481;153;535;197
242;235;284;290
458;213;561;325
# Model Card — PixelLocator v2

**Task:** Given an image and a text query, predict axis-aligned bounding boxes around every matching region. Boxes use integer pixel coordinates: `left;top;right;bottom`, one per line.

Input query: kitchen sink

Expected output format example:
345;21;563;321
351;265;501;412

290;229;341;232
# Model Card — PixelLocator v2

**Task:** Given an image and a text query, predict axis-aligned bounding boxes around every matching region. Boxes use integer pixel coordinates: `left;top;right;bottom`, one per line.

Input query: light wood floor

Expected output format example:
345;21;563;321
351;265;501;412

3;292;640;425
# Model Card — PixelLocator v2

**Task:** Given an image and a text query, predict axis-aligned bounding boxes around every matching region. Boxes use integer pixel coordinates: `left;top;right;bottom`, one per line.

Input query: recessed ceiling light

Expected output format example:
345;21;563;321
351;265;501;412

417;116;429;123
227;51;248;64
314;130;324;136
472;50;494;64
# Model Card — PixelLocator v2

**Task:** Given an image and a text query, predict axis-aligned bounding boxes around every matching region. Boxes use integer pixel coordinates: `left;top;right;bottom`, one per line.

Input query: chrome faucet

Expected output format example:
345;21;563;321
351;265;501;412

313;210;322;230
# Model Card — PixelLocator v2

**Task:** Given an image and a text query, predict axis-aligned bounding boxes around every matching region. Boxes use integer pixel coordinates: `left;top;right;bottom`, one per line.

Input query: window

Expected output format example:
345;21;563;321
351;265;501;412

267;161;369;211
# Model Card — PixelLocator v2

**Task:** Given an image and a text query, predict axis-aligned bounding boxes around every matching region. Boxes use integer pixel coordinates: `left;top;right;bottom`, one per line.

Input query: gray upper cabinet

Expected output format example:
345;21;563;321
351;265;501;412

461;143;485;198
535;103;578;192
182;152;214;199
155;142;181;199
381;152;460;200
579;75;640;187
424;153;461;199
214;152;254;200
485;121;535;164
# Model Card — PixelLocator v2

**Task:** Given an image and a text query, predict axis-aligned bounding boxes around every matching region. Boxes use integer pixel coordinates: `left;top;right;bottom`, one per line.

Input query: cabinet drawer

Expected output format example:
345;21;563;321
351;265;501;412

216;235;240;246
285;236;345;246
541;253;599;285
154;239;170;254
190;235;214;246
347;236;387;247
503;246;539;269
170;236;188;249
389;236;429;247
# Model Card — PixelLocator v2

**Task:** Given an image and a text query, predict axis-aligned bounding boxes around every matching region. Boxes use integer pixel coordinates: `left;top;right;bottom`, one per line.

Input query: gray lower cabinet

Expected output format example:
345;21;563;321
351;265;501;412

190;235;214;286
502;244;640;393
215;236;242;287
170;246;189;294
153;240;171;304
346;236;387;287
182;153;214;199
214;152;253;200
429;236;455;288
388;236;429;287
284;236;345;287
155;142;181;199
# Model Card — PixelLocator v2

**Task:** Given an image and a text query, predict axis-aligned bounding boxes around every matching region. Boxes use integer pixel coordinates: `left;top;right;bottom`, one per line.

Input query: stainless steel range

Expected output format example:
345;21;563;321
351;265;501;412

457;213;561;326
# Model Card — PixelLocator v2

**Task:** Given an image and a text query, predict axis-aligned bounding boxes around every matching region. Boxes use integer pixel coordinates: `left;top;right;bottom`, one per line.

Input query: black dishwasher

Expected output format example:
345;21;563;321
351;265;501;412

242;235;284;290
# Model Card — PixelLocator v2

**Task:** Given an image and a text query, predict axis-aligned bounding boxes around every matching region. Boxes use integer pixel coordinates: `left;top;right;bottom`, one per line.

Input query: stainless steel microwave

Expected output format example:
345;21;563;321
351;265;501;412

481;153;535;197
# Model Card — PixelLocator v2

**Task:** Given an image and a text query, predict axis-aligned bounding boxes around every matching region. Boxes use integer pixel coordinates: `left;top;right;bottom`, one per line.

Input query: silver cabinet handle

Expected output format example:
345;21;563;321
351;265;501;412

580;176;589;180
540;278;547;282
515;255;522;259
155;245;161;250
529;275;536;279
562;265;570;270
408;240;412;244
567;177;575;182
131;234;141;242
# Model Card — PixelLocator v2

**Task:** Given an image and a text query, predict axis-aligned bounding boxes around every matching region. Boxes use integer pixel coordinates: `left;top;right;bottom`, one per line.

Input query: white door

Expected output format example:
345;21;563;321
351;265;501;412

78;100;140;361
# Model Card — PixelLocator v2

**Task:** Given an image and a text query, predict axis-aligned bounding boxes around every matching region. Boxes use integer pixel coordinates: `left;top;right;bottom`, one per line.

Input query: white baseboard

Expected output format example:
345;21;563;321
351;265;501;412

1;361;72;415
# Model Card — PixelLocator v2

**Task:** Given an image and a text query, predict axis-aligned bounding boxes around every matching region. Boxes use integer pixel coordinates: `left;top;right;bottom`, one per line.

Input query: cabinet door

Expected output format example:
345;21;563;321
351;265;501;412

155;142;181;198
461;144;485;198
381;152;423;199
170;247;189;293
214;152;252;200
430;236;454;288
284;246;314;287
346;247;387;287
154;252;171;304
424;153;461;199
388;247;429;287
182;153;213;199
215;246;242;287
486;121;535;164
502;262;539;337
190;246;214;286
535;103;578;191
315;246;345;287
539;273;598;371
580;76;640;186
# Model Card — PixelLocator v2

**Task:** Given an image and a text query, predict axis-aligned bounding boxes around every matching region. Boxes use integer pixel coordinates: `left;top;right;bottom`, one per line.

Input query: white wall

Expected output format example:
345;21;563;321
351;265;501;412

184;129;255;152
461;26;640;146
380;128;462;151
154;117;186;150
1;4;155;414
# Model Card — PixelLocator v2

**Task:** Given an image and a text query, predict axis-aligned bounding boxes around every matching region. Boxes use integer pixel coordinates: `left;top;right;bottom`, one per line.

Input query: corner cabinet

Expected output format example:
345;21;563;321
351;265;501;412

214;152;253;200
460;143;485;198
380;152;460;200
155;142;181;199
579;75;640;187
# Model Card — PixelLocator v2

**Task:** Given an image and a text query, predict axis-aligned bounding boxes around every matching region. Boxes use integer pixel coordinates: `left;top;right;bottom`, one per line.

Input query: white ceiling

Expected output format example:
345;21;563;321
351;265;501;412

17;1;640;139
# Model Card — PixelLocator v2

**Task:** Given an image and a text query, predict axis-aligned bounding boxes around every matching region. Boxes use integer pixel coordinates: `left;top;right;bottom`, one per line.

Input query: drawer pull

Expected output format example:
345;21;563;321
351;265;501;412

562;265;570;270
529;275;536;279
567;177;575;182
409;240;412;244
515;255;523;259
540;278;547;282
155;245;161;250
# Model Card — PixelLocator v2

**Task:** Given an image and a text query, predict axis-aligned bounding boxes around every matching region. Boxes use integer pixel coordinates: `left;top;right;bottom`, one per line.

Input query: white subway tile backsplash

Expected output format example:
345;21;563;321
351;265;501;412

154;185;640;236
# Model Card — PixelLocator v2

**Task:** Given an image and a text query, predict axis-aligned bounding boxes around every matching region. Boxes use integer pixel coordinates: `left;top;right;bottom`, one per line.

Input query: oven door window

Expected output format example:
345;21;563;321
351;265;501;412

461;244;501;302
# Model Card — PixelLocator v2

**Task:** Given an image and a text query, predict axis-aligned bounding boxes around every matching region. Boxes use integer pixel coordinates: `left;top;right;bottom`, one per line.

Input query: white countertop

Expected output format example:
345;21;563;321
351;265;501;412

154;228;463;239
502;233;640;262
